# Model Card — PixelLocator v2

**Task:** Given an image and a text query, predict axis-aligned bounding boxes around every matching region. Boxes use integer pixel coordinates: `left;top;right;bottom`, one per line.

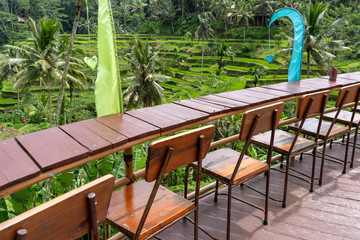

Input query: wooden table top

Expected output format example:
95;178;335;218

1;72;359;196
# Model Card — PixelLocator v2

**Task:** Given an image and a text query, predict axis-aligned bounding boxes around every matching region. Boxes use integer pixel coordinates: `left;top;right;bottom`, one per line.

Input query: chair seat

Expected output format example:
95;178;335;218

193;148;269;185
288;118;350;140
106;180;194;239
251;129;316;156
323;110;360;127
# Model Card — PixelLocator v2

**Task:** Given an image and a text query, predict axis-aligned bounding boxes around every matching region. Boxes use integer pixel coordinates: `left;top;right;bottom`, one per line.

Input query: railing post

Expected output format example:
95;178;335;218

124;148;134;184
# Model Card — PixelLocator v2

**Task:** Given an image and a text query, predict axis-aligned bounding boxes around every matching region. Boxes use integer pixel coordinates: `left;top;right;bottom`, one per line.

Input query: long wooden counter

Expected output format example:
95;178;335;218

1;72;359;198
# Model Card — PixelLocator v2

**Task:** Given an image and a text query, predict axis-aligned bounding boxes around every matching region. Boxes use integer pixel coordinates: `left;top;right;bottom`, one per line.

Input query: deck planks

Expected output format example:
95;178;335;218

16;128;89;171
0;139;40;191
158;138;360;240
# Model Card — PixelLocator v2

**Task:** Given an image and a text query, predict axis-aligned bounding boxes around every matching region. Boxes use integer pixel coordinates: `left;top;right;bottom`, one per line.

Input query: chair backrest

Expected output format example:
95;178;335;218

0;174;114;240
297;90;330;119
335;83;360;108
240;102;284;141
146;125;215;182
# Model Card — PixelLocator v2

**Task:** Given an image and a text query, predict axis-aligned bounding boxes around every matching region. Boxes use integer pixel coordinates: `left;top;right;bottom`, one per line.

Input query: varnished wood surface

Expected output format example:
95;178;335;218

173;99;231;115
0;139;40;191
146;125;215;182
197;95;248;110
1;72;360;193
297;91;330;119
157;138;360;240
96;113;160;141
251;129;316;156
16;128;89;171
61;118;128;149
198;148;269;185
126;106;188;132
323;110;360;126
0;174;114;240
288;118;349;140
240;102;284;141
106;180;194;239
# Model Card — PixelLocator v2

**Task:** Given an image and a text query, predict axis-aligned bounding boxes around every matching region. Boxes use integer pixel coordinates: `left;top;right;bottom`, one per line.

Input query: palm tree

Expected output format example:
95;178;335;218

248;66;266;87
120;2;130;32
304;1;351;77
210;0;232;32
123;39;170;109
210;40;234;93
4;18;85;127
195;12;215;84
235;0;254;42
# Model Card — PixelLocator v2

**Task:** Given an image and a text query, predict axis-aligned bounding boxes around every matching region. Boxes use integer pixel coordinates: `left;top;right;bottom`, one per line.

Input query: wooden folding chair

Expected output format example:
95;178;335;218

184;103;284;240
0;174;115;240
106;125;215;240
253;91;330;208
289;84;360;184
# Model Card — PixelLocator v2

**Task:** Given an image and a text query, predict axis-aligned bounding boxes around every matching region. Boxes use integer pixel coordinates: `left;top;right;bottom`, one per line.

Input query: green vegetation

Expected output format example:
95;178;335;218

0;0;360;226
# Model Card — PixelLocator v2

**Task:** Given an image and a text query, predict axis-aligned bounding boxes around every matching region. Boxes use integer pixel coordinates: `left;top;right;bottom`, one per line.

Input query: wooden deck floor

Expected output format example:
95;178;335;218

157;138;360;240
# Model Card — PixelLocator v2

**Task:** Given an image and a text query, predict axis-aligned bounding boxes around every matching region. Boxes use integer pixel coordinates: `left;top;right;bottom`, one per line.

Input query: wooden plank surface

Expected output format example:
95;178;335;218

215;89;277;106
96;113;160;141
197;95;248;110
126;107;188;132
172;99;231;115
152;103;210;123
0;175;114;240
60;119;127;155
300;78;344;89
245;86;294;99
16;128;89;171
159;137;360;240
0;139;41;191
262;81;317;94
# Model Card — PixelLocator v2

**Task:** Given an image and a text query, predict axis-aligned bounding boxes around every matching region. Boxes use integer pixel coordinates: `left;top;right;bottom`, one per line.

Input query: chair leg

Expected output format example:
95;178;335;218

329;140;333;149
310;147;317;193
280;156;284;169
343;133;350;174
350;126;359;168
264;169;270;225
184;165;190;199
300;153;303;161
227;185;232;240
282;156;290;208
214;180;219;203
194;207;199;239
319;142;329;186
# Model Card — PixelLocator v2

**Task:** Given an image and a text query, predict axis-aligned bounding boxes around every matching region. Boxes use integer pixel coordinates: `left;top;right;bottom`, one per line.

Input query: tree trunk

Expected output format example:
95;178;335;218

45;178;52;202
48;87;52;127
224;16;227;32
182;0;184;20
54;0;83;127
124;15;127;31
243;27;246;42
17;87;20;111
171;20;175;35
307;50;310;78
210;74;217;94
201;38;205;84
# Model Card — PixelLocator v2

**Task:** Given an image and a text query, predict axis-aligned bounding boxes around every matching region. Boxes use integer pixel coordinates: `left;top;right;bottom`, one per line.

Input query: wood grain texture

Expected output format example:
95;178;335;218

126;106;188;132
195;148;268;185
60;118;127;155
96;113;160;141
335;83;360;107
197;95;248;110
0;174;114;240
297;90;330;119
251;129;316;156
106;180;194;239
146;125;215;182
240;102;284;141
215;89;276;106
172;99;231;115
262;81;317;94
323;110;360;126
245;87;294;99
288;118;350;140
152;103;210;123
0;139;40;191
16;128;89;171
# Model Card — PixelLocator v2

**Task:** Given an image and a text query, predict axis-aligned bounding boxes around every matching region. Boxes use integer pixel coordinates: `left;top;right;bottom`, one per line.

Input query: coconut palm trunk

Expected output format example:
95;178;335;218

48;87;52;127
54;0;83;127
201;37;205;84
307;50;310;78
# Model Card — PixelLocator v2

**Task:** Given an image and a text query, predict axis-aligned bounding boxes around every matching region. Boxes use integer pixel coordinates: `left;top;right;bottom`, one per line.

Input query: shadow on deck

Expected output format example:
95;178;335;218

158;138;360;240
